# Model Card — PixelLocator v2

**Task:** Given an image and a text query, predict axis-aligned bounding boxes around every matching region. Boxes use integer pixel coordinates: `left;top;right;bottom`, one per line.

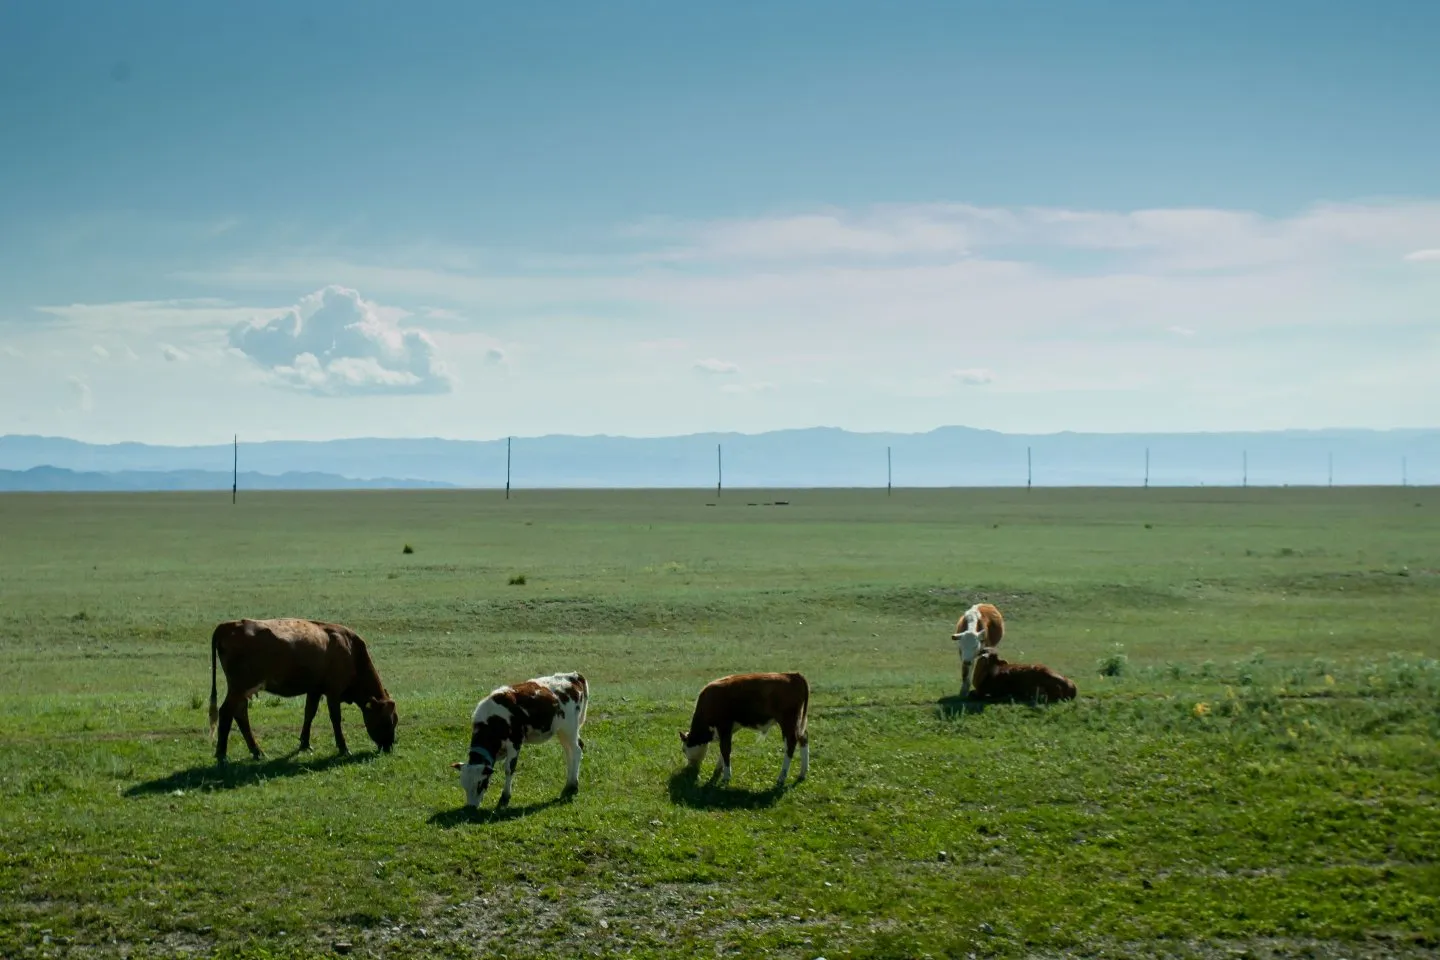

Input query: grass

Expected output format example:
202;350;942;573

0;486;1437;959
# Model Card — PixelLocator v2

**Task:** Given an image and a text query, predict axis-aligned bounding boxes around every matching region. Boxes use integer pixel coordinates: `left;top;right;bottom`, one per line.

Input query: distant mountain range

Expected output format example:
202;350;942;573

0;465;453;492
0;427;1434;490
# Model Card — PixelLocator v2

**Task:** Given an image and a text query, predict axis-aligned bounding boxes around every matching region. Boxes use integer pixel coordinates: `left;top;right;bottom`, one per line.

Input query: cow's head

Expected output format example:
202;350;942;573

954;627;985;683
450;750;495;808
678;728;711;768
362;696;398;753
971;649;1004;689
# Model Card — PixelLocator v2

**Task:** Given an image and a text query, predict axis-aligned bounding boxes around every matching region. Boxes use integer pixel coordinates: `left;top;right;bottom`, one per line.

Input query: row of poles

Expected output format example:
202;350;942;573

229;434;1413;502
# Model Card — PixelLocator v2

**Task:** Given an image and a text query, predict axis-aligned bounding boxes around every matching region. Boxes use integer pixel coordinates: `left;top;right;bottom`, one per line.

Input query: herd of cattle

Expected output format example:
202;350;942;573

207;602;1077;809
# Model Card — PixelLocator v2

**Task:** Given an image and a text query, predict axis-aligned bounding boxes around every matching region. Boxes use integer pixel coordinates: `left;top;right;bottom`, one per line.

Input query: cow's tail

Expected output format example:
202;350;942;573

792;672;809;742
208;625;220;738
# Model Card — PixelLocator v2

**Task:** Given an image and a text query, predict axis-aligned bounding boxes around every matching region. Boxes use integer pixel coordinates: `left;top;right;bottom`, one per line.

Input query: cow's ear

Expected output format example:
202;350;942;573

450;761;463;770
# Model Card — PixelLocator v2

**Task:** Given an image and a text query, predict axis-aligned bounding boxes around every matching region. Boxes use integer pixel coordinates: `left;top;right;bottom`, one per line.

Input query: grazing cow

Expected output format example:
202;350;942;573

679;672;809;788
952;602;1005;698
450;672;589;809
208;617;398;763
969;649;1077;704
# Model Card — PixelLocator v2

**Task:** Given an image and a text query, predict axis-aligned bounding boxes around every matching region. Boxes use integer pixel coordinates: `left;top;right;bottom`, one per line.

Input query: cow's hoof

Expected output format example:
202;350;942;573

496;795;511;809
561;783;579;798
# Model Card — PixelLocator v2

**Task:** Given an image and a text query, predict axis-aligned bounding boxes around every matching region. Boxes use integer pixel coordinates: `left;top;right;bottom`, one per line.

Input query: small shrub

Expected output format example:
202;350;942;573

1166;662;1184;681
71;611;88;622
1277;547;1296;557
188;693;203;711
1097;645;1128;678
508;574;527;586
1144;523;1153;529
402;544;414;554
1199;660;1216;678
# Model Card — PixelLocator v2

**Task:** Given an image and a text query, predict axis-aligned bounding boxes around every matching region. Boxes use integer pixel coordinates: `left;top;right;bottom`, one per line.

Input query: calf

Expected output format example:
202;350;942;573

679;672;809;788
450;672;588;809
952;602;1005;698
209;617;398;763
969;649;1077;704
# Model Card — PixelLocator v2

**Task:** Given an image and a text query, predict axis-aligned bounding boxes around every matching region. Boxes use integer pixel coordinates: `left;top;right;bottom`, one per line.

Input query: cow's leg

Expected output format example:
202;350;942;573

326;694;349;755
215;695;237;764
560;730;582;795
498;749;520;808
777;714;799;787
959;658;972;699
299;691;322;752
797;728;810;782
234;698;263;760
716;722;734;784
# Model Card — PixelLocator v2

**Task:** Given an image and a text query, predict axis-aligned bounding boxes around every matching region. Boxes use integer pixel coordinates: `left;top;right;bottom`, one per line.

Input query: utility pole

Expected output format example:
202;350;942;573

505;436;512;500
1144;447;1150;489
232;434;237;505
887;446;892;496
1026;446;1032;490
1243;450;1248;488
717;444;723;499
1402;456;1408;487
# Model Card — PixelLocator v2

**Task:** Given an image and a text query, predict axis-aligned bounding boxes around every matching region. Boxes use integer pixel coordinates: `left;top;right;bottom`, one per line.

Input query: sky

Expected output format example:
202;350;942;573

1;0;1438;445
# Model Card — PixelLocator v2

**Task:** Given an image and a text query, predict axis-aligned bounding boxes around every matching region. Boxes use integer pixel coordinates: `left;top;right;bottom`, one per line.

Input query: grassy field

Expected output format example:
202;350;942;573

1;486;1437;960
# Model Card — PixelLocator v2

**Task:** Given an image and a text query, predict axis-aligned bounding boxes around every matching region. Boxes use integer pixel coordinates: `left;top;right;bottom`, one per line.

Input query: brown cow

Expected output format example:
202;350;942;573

679;672;809;788
952;602;1005;699
968;648;1077;704
208;617;398;763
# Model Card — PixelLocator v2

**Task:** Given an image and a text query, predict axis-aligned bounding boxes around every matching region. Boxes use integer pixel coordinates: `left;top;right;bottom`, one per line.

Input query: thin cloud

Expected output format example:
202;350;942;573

694;358;740;376
67;375;92;412
1168;325;1197;338
951;368;994;386
161;344;188;362
227;284;451;396
720;381;775;395
92;344;110;359
1404;248;1440;262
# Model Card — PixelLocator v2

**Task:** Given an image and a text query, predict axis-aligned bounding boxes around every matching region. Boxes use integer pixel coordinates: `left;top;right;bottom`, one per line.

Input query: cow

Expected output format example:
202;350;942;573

208;617;398;763
679;672;809;788
952;602;1005;698
968;648;1077;704
450;672;589;809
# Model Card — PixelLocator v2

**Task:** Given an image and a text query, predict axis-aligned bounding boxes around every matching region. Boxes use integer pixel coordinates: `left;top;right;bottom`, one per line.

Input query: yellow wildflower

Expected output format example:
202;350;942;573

1193;702;1210;717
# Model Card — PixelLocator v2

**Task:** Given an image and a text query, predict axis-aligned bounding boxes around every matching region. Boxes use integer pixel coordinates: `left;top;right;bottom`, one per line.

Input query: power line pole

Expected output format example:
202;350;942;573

1144;447;1150;489
232;434;237;505
716;444;723;499
887;446;892;496
1243;450;1248;488
1026;446;1032;490
505;436;512;500
1402;456;1408;487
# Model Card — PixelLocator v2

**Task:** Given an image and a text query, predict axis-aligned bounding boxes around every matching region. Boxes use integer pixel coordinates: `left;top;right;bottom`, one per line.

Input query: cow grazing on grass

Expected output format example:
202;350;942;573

953;602;1005;698
208;617;398;763
679;672;809;788
969;649;1077;704
450;672;589;809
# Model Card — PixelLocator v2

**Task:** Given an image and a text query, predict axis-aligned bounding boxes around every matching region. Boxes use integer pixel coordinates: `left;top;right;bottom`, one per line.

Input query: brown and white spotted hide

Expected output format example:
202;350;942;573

952;602;1005;698
679;672;810;788
969;649;1076;704
450;672;588;809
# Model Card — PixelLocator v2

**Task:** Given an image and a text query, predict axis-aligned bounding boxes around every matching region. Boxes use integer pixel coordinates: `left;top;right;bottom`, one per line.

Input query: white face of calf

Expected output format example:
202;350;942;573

954;629;984;669
679;731;709;768
450;750;496;808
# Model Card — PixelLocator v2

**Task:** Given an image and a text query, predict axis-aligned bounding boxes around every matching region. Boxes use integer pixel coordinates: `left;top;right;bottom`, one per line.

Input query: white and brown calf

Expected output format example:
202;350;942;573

952;602;1004;698
450;672;588;809
679;672;809;788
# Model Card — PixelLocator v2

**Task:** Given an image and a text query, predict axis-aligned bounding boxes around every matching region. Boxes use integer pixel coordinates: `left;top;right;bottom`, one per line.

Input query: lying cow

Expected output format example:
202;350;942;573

450;672;589;809
209;617;398;763
952;602;1005;699
969;648;1077;704
679;672;809;788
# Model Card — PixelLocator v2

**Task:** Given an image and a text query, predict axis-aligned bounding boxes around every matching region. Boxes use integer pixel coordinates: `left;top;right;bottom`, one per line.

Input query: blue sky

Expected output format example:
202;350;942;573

1;0;1438;444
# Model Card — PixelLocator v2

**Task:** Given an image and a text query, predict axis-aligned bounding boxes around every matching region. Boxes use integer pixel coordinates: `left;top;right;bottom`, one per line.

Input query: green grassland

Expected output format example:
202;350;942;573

1;487;1437;959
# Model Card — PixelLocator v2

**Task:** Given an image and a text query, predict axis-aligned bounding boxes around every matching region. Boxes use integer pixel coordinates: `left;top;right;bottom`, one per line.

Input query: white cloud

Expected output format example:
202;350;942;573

694;358;740;376
720;381;775;395
92;344;110;359
1168;325;1197;338
1404;248;1440;262
67;375;92;412
161;343;187;362
227;285;451;396
951;368;994;386
484;347;507;364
